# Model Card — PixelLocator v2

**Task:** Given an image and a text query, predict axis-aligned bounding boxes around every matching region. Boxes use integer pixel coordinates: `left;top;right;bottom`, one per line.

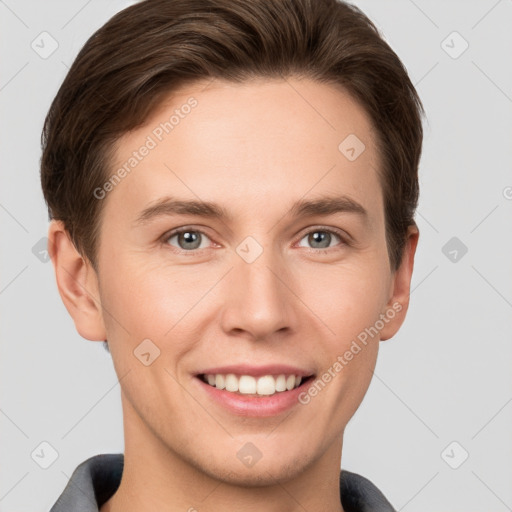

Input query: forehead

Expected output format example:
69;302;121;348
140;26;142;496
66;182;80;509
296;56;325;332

104;77;382;225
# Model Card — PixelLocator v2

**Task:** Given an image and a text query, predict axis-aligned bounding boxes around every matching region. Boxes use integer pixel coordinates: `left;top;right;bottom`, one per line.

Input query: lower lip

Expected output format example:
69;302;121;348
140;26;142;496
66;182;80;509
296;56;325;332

194;376;315;417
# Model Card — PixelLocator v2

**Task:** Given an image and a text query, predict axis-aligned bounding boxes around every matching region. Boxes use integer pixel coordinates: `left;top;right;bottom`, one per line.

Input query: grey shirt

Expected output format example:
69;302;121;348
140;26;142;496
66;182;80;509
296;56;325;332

49;454;396;512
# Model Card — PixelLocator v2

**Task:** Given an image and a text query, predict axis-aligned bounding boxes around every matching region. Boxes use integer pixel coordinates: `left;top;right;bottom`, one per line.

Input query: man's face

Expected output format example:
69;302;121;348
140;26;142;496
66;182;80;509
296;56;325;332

88;78;408;484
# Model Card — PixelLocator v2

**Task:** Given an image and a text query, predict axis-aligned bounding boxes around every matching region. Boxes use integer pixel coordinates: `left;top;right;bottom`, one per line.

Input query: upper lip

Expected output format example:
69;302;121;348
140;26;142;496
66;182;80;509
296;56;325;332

196;364;315;378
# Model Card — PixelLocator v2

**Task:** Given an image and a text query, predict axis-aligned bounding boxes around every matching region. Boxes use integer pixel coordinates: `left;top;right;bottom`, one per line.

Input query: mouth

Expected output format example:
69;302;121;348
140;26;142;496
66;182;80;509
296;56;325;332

193;364;317;416
196;372;316;397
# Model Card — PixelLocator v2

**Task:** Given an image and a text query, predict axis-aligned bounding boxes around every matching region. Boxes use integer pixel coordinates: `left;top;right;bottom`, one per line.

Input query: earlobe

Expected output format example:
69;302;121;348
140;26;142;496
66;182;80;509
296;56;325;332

380;225;420;341
48;220;107;342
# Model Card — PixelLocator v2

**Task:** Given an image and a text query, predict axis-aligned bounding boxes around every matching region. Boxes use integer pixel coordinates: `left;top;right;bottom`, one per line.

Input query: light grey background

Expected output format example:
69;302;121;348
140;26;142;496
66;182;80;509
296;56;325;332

1;0;511;510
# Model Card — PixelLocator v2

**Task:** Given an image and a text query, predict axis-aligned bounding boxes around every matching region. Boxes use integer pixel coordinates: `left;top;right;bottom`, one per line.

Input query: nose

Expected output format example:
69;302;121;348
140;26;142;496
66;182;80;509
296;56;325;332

219;244;298;341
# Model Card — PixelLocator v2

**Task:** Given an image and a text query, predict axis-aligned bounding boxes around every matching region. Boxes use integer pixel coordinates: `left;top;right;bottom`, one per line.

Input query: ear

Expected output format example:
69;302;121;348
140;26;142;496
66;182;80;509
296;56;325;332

47;220;107;342
379;225;419;341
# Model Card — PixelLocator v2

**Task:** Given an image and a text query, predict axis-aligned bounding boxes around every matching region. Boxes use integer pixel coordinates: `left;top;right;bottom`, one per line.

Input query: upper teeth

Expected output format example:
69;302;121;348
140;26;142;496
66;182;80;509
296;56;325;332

204;374;303;395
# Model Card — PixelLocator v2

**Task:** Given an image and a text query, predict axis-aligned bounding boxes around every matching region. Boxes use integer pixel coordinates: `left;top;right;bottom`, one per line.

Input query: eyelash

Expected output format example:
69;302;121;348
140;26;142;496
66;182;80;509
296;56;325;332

162;226;350;255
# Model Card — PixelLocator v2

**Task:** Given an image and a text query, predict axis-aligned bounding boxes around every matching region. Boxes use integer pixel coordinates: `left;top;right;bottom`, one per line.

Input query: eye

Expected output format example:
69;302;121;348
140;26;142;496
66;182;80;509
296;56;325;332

164;228;212;251
296;228;347;252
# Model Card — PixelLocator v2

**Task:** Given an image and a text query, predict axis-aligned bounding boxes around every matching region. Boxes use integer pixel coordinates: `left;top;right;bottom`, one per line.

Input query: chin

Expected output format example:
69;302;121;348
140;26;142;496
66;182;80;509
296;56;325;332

193;449;314;488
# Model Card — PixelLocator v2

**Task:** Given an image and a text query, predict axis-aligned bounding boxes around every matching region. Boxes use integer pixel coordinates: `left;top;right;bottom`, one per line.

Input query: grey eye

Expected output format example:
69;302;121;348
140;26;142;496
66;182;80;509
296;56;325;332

298;230;341;249
167;230;210;251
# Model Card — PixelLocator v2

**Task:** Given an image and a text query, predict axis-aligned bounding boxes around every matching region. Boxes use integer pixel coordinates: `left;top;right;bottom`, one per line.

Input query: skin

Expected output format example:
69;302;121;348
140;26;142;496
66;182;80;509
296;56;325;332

48;77;418;512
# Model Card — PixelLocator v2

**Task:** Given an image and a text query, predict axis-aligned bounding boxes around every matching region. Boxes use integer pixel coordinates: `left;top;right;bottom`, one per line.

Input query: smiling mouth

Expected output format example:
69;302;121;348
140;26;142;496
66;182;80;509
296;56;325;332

197;373;315;397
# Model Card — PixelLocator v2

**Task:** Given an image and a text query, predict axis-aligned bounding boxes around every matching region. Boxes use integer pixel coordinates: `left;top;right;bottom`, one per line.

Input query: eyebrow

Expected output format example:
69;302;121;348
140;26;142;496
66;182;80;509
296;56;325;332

133;194;368;226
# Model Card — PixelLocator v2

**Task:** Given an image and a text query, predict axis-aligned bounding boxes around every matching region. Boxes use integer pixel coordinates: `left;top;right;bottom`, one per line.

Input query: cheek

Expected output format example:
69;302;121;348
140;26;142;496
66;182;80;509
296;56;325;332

300;256;389;420
300;266;384;422
97;260;203;413
100;254;208;336
297;257;390;346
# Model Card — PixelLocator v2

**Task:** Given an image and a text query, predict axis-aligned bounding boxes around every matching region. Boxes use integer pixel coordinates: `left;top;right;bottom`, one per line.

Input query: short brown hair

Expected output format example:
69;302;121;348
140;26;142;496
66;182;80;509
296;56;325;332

41;0;424;272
